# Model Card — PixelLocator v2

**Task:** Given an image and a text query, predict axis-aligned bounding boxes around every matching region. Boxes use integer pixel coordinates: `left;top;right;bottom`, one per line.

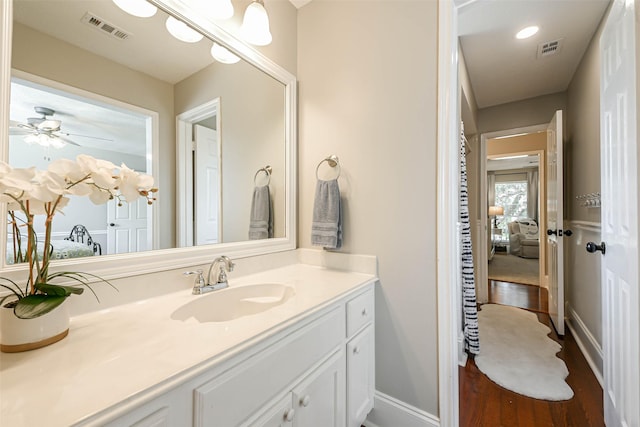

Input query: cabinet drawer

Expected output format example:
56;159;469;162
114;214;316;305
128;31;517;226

194;307;344;426
346;288;374;337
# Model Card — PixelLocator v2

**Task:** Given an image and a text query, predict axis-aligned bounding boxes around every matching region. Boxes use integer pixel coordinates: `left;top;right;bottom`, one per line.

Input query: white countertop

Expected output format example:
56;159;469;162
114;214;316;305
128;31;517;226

0;263;375;426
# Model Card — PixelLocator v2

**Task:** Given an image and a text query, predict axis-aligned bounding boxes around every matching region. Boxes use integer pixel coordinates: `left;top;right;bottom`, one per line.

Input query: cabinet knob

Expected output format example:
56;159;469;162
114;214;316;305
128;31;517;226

284;408;295;422
300;395;311;407
353;346;360;355
361;308;368;316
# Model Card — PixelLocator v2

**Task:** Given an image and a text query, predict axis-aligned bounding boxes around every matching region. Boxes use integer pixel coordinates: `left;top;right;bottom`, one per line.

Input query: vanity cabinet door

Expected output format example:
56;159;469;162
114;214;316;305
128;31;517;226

346;325;374;427
292;350;345;427
244;394;294;427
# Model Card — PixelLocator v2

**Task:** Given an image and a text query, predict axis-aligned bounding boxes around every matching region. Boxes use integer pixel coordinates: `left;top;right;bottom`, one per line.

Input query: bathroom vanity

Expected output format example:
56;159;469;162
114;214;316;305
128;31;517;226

0;261;376;427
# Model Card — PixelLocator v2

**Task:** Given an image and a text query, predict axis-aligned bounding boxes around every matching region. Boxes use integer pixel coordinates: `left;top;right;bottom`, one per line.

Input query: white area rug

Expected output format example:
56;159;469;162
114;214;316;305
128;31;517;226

475;304;574;401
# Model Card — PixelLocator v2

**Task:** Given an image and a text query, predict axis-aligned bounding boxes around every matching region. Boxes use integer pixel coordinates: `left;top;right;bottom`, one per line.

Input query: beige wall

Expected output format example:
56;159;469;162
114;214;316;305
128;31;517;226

565;2;609;372
11;23;176;249
174;60;286;243
478;92;567;135
298;0;438;415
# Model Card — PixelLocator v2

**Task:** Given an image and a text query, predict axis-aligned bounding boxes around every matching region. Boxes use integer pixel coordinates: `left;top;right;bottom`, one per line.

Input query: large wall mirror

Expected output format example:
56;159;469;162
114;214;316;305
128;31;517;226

0;0;296;278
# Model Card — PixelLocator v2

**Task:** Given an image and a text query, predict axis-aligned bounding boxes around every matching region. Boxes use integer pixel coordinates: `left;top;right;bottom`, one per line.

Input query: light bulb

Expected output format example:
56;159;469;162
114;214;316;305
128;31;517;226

211;43;241;64
166;16;204;43
240;0;272;46
112;0;157;18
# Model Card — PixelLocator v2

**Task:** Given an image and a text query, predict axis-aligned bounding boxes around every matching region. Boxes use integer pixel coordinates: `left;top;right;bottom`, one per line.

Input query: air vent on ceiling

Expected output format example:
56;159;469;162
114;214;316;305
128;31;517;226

81;12;130;41
537;38;563;58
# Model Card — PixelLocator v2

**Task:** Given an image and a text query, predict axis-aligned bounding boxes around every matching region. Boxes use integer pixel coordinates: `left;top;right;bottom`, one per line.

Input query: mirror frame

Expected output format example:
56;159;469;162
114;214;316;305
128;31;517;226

0;0;297;281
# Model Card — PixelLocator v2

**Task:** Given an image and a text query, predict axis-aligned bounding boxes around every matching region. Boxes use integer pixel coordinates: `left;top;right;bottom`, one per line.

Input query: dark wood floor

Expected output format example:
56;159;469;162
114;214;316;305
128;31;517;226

459;280;604;427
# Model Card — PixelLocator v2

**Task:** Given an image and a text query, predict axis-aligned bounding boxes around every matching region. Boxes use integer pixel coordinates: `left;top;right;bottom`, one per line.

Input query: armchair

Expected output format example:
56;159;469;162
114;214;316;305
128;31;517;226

508;219;539;259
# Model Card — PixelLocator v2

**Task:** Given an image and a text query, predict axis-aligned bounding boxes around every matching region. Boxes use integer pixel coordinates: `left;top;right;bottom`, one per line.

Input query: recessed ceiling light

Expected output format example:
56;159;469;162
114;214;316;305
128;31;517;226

516;26;539;40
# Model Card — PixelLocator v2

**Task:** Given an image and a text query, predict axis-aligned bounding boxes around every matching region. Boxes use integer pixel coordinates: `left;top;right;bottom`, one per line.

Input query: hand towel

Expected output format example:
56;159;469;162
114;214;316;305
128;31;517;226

311;179;342;249
249;185;273;240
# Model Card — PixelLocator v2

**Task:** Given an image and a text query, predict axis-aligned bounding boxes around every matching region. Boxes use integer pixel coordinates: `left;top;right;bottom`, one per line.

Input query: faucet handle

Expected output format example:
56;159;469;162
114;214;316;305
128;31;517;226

184;269;205;287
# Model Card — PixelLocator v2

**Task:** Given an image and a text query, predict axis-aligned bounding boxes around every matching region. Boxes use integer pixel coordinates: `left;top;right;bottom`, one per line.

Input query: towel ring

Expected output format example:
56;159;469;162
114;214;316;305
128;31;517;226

315;155;341;180
254;165;272;186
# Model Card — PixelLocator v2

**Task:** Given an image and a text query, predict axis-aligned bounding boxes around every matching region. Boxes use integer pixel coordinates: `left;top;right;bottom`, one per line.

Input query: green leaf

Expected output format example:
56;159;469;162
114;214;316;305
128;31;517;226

14;294;67;319
35;282;84;297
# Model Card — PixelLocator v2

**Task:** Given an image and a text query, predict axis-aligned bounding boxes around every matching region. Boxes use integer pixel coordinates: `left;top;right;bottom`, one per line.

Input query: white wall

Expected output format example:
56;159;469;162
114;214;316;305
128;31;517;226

298;0;439;416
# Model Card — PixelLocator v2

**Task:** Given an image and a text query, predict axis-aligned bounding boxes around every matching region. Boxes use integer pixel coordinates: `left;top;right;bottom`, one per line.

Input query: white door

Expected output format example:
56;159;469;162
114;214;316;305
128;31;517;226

599;0;640;425
194;124;220;245
546;110;565;336
106;197;150;254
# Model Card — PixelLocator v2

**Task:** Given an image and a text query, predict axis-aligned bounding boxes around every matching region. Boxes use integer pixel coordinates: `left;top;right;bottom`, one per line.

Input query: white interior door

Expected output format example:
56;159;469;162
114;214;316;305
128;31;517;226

194;124;220;245
599;0;640;425
546;110;564;336
106;197;149;254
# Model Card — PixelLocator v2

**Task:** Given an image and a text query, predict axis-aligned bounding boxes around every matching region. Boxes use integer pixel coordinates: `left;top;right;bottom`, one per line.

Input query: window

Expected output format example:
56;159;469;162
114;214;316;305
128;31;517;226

494;181;528;236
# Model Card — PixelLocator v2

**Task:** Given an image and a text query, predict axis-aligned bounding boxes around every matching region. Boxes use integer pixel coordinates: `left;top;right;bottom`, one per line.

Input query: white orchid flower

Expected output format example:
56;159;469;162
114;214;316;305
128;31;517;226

48;158;88;183
88;188;113;205
29;170;66;204
115;164;150;202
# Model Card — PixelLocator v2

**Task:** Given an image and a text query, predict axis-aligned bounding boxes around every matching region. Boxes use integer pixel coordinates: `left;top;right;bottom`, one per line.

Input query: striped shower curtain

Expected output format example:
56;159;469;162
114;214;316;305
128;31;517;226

460;127;479;355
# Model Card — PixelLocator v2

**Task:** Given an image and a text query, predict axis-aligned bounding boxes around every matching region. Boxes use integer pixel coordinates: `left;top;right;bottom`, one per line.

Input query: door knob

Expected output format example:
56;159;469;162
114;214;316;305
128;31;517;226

284;408;295;422
586;241;606;255
547;229;557;236
109;223;116;227
300;395;311;407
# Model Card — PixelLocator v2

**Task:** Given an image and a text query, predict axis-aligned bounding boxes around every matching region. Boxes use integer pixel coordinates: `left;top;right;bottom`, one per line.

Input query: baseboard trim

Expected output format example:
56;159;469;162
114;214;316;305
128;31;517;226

364;391;440;427
566;305;604;387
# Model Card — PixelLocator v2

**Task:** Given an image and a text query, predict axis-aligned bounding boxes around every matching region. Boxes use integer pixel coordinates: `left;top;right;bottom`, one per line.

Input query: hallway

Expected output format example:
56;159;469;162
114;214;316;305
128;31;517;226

459;281;604;426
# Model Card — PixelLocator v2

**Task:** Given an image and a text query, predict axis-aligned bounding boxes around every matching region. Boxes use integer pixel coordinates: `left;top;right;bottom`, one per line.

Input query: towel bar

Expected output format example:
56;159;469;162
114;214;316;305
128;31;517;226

254;165;272;186
316;155;341;180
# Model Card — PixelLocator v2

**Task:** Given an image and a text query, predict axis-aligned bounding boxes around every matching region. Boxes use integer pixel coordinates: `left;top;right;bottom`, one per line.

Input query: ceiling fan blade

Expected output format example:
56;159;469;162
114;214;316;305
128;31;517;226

9;128;32;135
57;136;81;147
61;132;114;142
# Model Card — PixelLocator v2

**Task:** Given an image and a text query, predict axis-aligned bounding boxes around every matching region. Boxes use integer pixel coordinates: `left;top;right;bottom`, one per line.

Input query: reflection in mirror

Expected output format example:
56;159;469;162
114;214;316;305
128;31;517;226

7;0;287;266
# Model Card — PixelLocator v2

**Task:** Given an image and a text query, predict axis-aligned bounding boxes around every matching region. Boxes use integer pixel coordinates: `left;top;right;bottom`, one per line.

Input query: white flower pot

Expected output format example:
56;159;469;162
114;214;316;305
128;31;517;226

0;299;70;353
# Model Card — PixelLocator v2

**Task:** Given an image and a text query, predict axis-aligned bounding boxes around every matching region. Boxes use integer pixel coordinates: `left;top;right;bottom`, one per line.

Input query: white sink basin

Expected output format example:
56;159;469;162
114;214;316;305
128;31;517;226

171;283;295;323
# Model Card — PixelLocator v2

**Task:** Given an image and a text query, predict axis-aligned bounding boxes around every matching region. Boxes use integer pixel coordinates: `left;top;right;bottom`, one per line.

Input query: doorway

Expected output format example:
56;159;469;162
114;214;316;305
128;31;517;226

487;152;542;288
176;99;222;248
477;125;547;302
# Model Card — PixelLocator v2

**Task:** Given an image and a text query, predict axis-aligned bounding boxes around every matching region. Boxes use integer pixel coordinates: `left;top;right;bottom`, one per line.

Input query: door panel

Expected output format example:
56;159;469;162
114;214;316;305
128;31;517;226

600;0;640;424
546;110;564;336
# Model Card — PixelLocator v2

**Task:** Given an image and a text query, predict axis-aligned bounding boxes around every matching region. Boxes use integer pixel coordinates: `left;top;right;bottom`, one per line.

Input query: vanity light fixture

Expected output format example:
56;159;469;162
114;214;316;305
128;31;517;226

165;16;204;43
516;25;539;40
211;43;241;64
112;0;158;18
205;0;235;20
240;0;272;46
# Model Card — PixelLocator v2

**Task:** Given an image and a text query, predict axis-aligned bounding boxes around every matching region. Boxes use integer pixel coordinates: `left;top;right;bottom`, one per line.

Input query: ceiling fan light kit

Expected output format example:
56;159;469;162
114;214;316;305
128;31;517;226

10;106;85;148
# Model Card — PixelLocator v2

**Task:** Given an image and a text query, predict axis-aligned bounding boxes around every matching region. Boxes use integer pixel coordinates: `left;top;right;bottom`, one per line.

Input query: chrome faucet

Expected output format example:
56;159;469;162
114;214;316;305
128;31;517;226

184;256;235;295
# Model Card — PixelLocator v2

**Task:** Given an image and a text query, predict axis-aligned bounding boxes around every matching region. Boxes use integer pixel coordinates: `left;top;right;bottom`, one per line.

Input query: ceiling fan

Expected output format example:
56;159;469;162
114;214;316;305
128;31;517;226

9;106;112;148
